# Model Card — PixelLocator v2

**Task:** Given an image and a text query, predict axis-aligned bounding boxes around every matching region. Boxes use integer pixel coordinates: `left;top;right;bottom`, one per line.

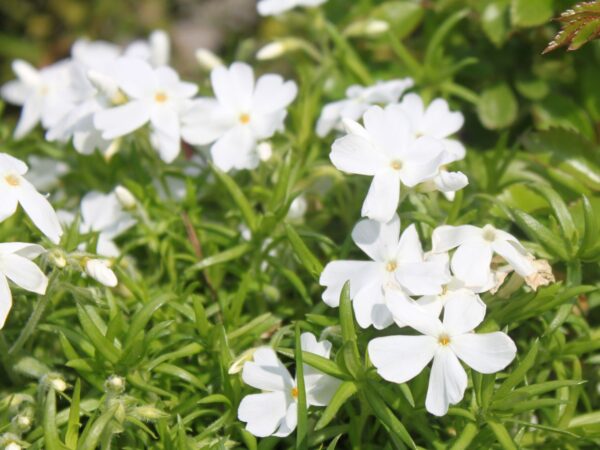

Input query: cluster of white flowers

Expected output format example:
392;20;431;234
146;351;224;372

1;32;297;171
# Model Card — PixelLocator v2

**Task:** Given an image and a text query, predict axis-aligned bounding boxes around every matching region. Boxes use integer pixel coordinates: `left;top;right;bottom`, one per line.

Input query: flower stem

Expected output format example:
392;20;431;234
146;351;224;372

9;272;57;356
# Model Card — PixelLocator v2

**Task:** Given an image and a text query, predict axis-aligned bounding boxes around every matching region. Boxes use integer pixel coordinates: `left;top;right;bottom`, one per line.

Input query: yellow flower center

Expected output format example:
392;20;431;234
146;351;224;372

155;91;168;103
482;225;496;242
5;174;20;187
291;387;299;399
239;113;251;124
385;261;397;272
438;335;451;346
390;160;403;170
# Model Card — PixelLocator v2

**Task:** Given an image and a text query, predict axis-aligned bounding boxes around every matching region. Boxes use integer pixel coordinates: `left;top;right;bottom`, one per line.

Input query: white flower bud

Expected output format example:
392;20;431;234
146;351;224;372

149;30;170;67
50;377;67;392
105;375;126;394
287;196;308;221
48;249;67;269
13;415;31;432
257;42;287;60
195;48;223;71
85;259;118;287
115;185;136;209
5;442;21;450
257;141;273;161
345;19;390;37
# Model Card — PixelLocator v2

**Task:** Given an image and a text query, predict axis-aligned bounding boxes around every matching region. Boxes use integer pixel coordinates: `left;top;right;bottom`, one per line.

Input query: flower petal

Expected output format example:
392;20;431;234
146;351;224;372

368;334;436;383
330;134;385;176
211;62;254;112
451;332;516;374
361;170;400;223
395;224;423;263
242;347;293;391
95;100;152;139
274;402;297;437
112;58;157;99
492;239;535;278
14;97;43;139
422;98;464;139
385;289;443;336
0;274;12;329
442;291;486;336
210;126;257;172
352;281;388;329
0;187;18;223
319;260;382;307
15;180;63;244
252;74;297;115
451;240;493;288
181;98;233;145
352;214;400;262
396;260;450;296
0;253;47;294
238;391;289;437
431;225;482;253
425;347;467;416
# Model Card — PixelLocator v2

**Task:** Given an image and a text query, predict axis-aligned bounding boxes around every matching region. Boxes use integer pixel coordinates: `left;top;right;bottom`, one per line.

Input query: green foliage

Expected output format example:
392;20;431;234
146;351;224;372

0;0;600;449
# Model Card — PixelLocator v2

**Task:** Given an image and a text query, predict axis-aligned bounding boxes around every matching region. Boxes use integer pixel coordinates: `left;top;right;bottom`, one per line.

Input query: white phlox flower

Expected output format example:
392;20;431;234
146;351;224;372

0;243;48;328
94;57;198;163
79;191;137;257
181;62;297;172
0;153;63;244
84;258;118;287
1;59;75;139
330;105;445;223
257;0;328;16
238;332;340;437
432;224;535;290
316;78;414;137
319;214;450;329
368;291;516;416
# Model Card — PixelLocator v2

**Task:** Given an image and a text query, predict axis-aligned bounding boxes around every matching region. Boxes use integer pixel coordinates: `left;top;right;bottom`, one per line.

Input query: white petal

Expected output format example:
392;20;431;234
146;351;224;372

441;139;466;163
15;180;63;244
0;153;28;175
149;30;170;67
211;62;254;112
363;105;412;160
274;402;297;437
425;348;467;416
14;97;43;139
85;259;117;287
422;98;464;139
442;292;486;336
434;171;468;193
151;127;181;163
238;391;289;437
252;74;297;115
395;224;423;263
112;58;157;99
305;372;341;407
351;214;400;262
451;240;493;288
361;170;400;223
242;347;293;391
492;239;535;278
319;260;382;307
352;281;387;329
95;100;152;139
0;254;47;294
0;243;45;259
181;98;233;145
368;335;436;383
396;260;450;296
398;93;425;130
1;80;29;105
431;225;482;253
330;134;385;176
257;0;298;16
416;295;444;318
316;100;349;137
0;187;18;222
0;274;12;329
12;60;40;86
385;289;443;336
451;332;516;374
210;126;257;172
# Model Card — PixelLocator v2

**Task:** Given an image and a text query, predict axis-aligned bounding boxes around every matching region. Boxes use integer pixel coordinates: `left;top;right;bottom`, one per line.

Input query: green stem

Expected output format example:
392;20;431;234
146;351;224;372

9;272;57;356
387;31;423;79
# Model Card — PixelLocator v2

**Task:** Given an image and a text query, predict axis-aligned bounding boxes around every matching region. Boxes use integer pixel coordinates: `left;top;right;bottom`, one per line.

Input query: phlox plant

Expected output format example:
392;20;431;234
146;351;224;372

0;0;600;449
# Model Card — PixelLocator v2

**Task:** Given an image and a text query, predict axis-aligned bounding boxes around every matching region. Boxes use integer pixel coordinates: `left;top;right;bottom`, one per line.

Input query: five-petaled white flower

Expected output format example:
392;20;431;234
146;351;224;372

181;62;297;172
316;79;414;137
238;332;340;437
1;60;75;139
0;243;48;328
257;0;328;16
369;290;516;416
330;105;445;223
320;214;450;329
0;153;63;244
432;224;535;289
94;57;198;163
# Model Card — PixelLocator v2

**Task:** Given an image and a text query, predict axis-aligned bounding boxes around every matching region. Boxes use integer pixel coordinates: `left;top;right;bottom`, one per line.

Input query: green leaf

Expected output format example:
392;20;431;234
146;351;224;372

481;1;510;47
477;83;518;130
210;163;256;231
487;419;517;450
44;388;66;450
77;405;118;450
295;323;308;450
65;379;81;449
285;223;323;278
495;339;538;398
76;305;121;365
185;242;252;276
363;381;416;449
544;1;600;53
425;9;469;68
315;381;357;430
278;348;348;379
511;209;569;259
528;184;577;244
511;0;554;28
372;1;425;40
449;422;479;450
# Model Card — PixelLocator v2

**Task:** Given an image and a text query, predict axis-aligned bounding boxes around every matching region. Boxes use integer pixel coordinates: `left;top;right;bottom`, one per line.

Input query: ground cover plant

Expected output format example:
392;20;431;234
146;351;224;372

1;0;600;449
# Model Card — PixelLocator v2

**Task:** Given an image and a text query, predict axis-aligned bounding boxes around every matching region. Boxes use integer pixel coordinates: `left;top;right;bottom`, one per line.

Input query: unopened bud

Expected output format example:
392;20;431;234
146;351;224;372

105;375;126;394
257;141;273;161
115;186;136;209
287;195;308;221
85;259;118;287
13;415;31;432
229;348;258;374
149;30;170;67
195;48;223;71
132;405;169;421
48;249;67;268
6;442;21;450
345;19;390;37
49;375;67;392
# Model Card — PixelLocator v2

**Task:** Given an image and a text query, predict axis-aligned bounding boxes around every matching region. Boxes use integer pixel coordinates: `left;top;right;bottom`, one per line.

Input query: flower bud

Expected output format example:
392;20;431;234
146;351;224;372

105;375;126;394
48;375;67;392
132;405;169;421
345;19;390;37
85;259;118;287
257;141;273;161
115;186;136;209
287;195;308;221
228;348;258;374
149;30;170;67
195;48;223;71
48;249;67;268
6;442;21;450
257;42;287;60
13;415;32;432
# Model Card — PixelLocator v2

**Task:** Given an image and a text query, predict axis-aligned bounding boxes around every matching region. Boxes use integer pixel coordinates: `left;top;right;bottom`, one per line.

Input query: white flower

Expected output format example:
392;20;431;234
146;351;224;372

257;0;328;16
316;79;413;137
26;156;69;192
0;243;48;328
330;105;445;223
238;332;340;437
94;57;198;163
0;153;63;244
79;191;136;257
84;259;117;287
369;291;516;416
320;214;450;329
432;224;535;289
1;59;75;139
398;93;468;200
416;276;491;320
181;62;297;172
